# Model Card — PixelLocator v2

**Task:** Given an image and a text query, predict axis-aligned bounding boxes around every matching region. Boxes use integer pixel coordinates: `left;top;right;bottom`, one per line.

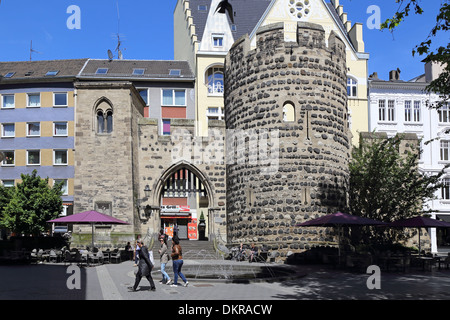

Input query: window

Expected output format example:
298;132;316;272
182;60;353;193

169;69;181;76
347;78;357;97
54;150;68;165
2;180;14;187
162;89;185;106
439;104;450;123
27;150;40;165
231;24;237;32
138;89;148;105
133;68;145;75
54;179;68;195
96;68;109;74
378;100;386;121
27;122;40;137
442;178;450;200
206;67;224;95
283;102;295;122
212;34;224;47
405;100;411;122
4;72;15;78
162;119;171;135
46;70;59;76
2;151;14;166
198;5;208;11
441;140;450;161
2;94;14;109
27;93;41;107
387;100;395;121
1;124;14;138
207;107;224;121
54;92;68;107
54;122;68;136
97;110;113;133
413;101;421;122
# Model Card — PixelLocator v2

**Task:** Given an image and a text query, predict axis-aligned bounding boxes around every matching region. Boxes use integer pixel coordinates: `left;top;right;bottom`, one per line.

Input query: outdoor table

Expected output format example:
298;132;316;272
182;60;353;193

415;257;435;271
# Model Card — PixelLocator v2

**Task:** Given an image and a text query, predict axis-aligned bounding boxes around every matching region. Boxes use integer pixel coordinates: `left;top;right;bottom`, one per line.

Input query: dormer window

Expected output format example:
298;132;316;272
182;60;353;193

96;68;109;74
46;70;59;76
169;69;181;76
133;68;145;75
212;34;224;47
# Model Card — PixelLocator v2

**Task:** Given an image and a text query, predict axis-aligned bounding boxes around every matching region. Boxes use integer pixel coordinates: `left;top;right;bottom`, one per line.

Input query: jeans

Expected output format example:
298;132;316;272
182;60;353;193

172;259;187;285
161;262;171;282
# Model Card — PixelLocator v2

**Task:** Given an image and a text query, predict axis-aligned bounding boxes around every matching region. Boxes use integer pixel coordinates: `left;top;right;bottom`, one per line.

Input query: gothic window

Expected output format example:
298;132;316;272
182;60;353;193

288;0;311;20
95;99;113;134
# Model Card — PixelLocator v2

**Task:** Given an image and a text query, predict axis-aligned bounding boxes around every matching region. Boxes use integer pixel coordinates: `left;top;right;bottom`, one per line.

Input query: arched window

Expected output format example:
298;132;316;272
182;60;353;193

283;102;295;122
95;99;113;134
206;66;224;95
347;77;357;97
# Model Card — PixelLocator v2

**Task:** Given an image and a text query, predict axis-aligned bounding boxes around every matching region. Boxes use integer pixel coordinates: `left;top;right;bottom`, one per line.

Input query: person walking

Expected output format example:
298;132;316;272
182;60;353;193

170;237;188;287
159;236;172;285
128;240;156;292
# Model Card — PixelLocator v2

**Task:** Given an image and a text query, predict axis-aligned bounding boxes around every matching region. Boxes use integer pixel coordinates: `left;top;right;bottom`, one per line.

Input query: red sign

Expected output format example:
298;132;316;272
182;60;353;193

188;218;198;240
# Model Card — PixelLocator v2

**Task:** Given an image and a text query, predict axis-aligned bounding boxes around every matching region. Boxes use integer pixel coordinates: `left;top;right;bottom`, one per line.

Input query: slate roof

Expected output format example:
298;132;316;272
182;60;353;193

0;59;88;82
190;0;273;42
78;59;195;80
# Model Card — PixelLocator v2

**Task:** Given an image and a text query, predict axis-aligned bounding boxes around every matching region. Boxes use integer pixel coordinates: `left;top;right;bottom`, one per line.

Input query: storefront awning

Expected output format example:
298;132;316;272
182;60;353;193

161;216;191;219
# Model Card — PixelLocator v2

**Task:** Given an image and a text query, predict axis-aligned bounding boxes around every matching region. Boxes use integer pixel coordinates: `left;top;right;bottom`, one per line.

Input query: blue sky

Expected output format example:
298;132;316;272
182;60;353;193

0;0;446;81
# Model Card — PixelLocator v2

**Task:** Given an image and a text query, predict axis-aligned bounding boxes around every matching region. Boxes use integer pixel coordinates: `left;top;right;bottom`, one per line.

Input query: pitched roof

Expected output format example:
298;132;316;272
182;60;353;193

190;0;273;42
0;59;88;82
78;59;195;80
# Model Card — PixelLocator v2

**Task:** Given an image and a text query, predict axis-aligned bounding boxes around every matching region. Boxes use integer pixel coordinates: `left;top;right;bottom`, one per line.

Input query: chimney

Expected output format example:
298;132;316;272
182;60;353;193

425;61;446;82
389;69;400;81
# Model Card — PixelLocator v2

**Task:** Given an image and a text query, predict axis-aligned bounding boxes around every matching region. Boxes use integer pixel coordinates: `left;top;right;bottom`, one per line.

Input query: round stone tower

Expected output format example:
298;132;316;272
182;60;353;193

224;22;351;259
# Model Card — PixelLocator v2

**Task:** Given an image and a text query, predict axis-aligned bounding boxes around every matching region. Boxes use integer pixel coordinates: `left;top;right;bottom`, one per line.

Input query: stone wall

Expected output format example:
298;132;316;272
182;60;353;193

224;22;351;259
72;81;143;247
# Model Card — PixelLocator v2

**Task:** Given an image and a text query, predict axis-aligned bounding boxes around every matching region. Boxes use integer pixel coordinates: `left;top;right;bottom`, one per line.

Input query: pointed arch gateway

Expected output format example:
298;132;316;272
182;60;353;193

152;161;215;240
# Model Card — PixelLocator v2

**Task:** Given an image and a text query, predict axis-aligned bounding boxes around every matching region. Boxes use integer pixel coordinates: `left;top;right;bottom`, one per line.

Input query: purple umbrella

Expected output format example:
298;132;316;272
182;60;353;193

48;210;129;249
389;216;450;254
297;212;386;261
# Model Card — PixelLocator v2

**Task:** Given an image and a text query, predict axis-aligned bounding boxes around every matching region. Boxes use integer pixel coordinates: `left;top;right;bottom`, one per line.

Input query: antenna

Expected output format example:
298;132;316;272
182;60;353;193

29;40;42;61
115;0;124;59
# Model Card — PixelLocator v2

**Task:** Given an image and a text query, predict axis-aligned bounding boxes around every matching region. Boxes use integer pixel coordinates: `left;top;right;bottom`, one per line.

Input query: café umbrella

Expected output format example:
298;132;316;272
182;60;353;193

48;210;129;249
389;216;450;254
297;212;387;262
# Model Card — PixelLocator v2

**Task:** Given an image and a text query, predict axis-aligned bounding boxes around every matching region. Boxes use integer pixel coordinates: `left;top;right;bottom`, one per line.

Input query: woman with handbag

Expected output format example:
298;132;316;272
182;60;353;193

170;237;189;287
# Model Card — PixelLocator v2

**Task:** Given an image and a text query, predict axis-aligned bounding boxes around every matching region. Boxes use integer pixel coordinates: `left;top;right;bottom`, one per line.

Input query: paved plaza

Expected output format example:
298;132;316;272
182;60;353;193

1;259;450;301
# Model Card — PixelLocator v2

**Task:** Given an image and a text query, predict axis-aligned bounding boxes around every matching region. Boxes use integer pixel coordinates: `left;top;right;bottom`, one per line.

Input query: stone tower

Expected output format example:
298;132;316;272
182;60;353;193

224;22;351;258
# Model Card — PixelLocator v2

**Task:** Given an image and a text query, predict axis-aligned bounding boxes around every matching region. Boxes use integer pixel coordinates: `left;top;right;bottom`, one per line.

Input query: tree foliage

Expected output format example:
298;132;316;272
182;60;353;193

381;0;450;109
348;134;448;244
0;170;63;236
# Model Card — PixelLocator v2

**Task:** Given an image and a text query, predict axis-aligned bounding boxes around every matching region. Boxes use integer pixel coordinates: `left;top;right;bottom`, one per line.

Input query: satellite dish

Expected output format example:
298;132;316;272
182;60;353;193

108;49;113;61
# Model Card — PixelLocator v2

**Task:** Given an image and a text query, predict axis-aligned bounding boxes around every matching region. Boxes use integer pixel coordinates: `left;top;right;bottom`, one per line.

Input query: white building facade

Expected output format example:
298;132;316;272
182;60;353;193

368;64;450;253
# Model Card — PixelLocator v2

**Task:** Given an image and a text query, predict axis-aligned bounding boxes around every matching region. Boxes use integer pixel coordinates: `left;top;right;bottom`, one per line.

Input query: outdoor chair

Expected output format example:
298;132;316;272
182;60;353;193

89;252;100;265
30;249;38;264
110;249;121;263
49;250;58;263
63;251;73;266
97;250;104;264
438;253;450;269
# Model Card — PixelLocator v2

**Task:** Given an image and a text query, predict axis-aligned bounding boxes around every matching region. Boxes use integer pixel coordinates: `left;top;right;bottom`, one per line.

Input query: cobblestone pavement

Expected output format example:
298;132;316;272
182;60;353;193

1;259;450;300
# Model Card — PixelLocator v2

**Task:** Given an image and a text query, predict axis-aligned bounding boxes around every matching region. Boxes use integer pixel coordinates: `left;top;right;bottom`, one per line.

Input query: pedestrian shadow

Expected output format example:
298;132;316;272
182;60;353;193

0;264;88;300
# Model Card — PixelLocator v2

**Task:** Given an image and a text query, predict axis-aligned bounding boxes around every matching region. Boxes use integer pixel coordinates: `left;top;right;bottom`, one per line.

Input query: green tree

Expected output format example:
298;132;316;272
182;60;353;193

348;134;448;245
381;0;450;109
0;170;63;236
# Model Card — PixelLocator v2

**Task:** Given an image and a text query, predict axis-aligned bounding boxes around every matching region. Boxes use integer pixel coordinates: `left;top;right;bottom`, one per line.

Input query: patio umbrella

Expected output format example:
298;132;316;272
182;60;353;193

389;216;450;254
48;210;129;249
297;212;387;262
